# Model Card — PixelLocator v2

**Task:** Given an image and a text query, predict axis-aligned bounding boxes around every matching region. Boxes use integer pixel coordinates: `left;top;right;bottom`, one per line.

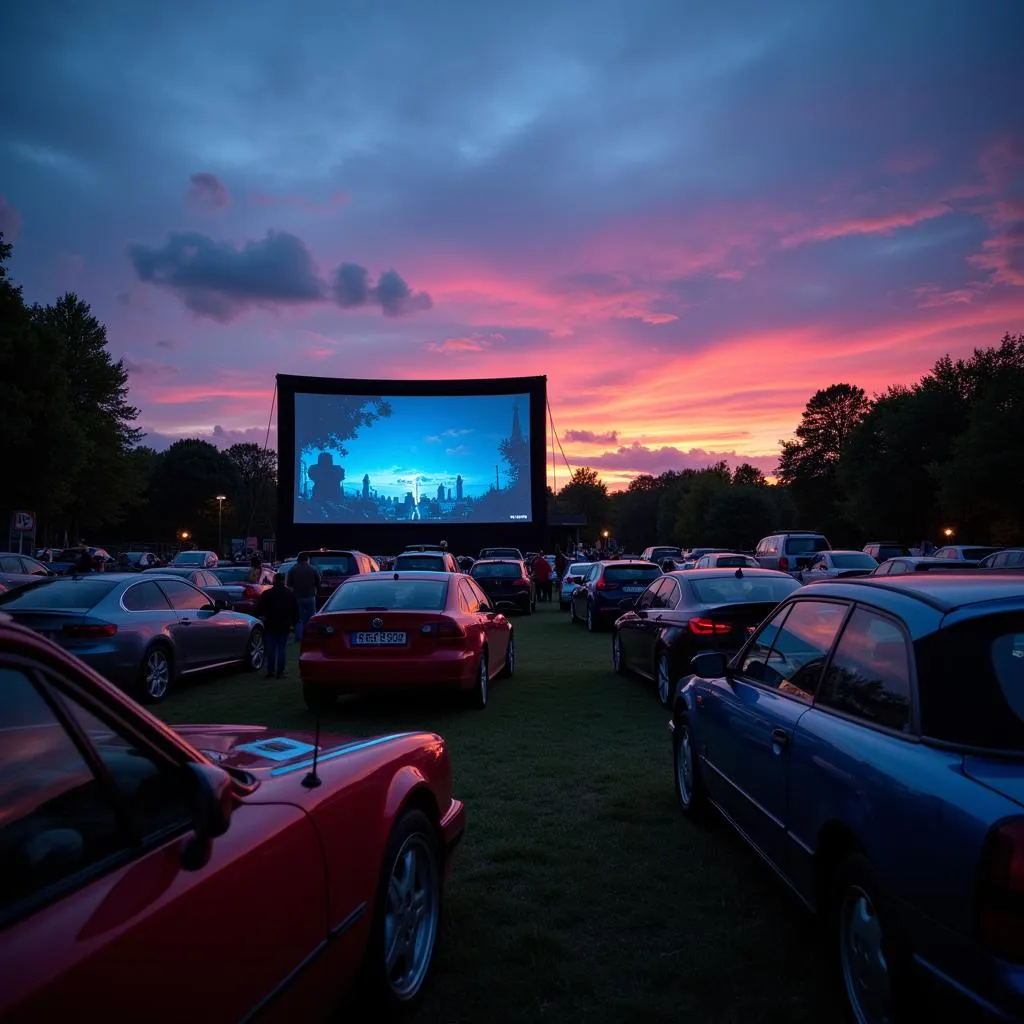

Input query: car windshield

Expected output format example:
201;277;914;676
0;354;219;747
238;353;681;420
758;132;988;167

395;555;446;570
472;563;521;578
690;576;801;604
715;555;756;567
785;537;830;554
325;579;448;611
0;578;119;611
308;553;356;575
830;553;878;569
604;565;661;583
481;549;521;559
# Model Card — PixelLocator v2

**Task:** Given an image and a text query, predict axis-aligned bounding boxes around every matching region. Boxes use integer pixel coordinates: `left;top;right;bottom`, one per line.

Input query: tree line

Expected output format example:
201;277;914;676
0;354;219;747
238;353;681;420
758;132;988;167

1;234;277;551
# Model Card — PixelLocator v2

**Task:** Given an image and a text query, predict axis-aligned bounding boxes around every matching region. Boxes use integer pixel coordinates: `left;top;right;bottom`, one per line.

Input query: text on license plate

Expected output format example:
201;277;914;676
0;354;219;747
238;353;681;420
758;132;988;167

351;631;407;646
623;587;645;593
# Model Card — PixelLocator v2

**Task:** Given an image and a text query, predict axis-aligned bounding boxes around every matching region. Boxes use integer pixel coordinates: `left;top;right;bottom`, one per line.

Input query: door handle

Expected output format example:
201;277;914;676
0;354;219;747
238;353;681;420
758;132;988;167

179;618;192;625
771;728;789;748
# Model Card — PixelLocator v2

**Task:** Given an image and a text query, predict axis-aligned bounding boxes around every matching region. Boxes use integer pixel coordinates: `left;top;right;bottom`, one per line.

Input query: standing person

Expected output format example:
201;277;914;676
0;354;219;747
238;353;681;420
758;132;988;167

532;551;552;602
286;552;321;642
255;574;299;680
554;545;568;582
74;547;94;574
245;555;264;583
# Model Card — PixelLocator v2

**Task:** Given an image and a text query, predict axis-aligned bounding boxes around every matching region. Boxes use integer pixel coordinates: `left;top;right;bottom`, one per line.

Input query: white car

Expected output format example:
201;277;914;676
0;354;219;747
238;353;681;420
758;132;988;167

691;552;759;569
559;562;593;609
801;550;878;581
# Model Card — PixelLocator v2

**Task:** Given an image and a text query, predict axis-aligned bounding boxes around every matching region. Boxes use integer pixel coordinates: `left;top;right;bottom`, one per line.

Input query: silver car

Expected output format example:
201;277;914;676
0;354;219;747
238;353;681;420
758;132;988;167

559;562;593;609
0;572;265;703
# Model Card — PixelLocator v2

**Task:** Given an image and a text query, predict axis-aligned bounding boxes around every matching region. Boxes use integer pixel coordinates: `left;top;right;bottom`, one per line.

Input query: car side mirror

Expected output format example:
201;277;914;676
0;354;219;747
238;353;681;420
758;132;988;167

181;762;235;871
691;650;729;679
213;598;229;611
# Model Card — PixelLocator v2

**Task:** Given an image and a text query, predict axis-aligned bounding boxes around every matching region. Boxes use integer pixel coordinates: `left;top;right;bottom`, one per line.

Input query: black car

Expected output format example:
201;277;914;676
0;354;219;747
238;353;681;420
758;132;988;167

613;568;801;705
470;559;535;614
297;549;381;607
479;547;524;562
569;560;663;633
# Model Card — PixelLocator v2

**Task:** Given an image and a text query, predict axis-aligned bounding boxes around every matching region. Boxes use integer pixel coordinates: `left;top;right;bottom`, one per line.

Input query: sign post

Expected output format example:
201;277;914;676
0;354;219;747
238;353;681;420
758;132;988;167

10;510;36;556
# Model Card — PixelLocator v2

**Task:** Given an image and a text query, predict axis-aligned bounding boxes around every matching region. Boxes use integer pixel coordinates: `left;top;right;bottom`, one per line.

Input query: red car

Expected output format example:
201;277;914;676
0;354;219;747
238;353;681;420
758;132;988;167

0;613;465;1021
300;571;514;711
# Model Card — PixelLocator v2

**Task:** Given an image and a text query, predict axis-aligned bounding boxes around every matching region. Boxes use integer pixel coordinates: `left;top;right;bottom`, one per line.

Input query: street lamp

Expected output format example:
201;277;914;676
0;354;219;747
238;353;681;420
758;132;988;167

943;527;954;538
215;495;227;556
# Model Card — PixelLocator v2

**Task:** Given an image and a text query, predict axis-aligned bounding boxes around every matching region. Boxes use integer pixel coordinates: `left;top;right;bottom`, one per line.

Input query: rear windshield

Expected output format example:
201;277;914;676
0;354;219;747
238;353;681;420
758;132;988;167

604;565;661;583
211;568;250;583
914;611;1024;750
715;555;756;568
567;563;592;575
472;563;521;579
785;537;829;554
481;549;522;559
875;545;909;560
308;553;356;575
690;576;801;605
171;552;208;564
324;579;448;611
650;547;682;559
831;553;878;569
394;555;446;571
0;578;118;611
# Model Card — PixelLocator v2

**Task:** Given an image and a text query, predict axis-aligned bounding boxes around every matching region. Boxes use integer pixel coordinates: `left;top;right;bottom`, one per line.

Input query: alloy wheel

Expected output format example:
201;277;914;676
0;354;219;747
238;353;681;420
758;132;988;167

384;834;440;1001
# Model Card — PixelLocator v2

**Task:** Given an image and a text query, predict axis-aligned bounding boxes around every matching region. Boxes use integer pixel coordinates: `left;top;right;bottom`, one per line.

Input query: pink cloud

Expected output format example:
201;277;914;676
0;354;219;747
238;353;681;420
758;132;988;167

0;195;22;239
964;137;1024;287
188;172;230;212
250;190;348;213
779;203;952;248
562;429;619;444
577;441;779;480
425;332;506;353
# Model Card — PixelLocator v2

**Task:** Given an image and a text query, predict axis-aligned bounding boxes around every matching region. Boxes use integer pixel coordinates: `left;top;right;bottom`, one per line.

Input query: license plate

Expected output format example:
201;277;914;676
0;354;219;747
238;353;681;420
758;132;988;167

623;586;645;593
351;631;407;646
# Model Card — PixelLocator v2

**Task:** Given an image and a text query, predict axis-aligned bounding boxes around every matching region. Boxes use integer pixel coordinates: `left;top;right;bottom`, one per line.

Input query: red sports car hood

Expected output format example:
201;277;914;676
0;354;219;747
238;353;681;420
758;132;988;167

171;723;420;774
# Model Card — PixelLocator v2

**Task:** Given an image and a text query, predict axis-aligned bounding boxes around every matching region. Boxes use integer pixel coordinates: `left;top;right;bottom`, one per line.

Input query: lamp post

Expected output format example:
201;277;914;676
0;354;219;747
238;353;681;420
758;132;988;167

215;496;227;557
943;527;954;539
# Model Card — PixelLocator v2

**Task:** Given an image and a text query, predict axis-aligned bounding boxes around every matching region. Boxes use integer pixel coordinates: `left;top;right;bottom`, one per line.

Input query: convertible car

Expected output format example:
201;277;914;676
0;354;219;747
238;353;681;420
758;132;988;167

0;614;466;1021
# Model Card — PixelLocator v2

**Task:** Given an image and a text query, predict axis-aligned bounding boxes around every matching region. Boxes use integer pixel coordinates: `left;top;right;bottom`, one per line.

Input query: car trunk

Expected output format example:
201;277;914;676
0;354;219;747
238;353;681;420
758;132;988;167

475;576;530;605
307;610;462;658
4;609;104;645
692;601;781;649
961;754;1024;808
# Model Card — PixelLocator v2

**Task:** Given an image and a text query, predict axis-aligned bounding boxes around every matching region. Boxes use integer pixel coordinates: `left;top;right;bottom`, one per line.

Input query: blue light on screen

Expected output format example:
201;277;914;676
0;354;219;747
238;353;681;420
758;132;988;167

293;392;533;525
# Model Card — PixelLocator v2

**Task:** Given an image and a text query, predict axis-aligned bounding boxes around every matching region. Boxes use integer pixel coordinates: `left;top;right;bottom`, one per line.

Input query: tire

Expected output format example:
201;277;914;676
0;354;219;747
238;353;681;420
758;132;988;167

673;718;707;819
138;644;173;704
559;600;568;611
522;598;533;616
612;632;627;675
570;600;578;625
244;626;265;672
470;650;488;709
832;854;909;1024
586;603;597;633
655;651;674;707
498;632;515;678
303;682;337;713
359;809;442;1016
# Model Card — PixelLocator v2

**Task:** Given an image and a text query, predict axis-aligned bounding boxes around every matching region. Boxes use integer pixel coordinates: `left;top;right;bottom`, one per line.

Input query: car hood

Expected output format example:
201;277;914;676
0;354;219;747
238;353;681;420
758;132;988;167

173;723;419;774
962;754;1024;809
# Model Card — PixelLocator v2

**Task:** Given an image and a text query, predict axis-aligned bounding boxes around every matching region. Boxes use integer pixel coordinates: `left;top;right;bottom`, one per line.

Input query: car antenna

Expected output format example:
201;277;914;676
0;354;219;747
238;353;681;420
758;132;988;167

735;567;744;578
302;710;323;789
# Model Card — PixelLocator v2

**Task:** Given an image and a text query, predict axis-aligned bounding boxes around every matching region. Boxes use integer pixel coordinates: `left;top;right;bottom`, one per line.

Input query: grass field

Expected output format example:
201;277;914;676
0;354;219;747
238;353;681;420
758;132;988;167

159;601;843;1024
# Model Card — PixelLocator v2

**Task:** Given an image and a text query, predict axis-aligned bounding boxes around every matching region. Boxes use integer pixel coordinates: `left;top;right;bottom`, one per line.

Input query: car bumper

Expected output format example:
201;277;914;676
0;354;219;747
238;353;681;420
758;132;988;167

50;640;142;689
439;798;466;878
298;648;478;691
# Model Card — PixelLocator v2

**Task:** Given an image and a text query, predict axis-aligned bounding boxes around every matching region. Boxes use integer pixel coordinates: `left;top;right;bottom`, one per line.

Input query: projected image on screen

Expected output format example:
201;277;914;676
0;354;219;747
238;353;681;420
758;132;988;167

293;393;532;524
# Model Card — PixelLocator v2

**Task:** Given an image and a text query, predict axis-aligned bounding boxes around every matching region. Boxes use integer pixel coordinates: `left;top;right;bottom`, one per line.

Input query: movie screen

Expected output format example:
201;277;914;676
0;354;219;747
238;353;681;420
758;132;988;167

293;392;533;524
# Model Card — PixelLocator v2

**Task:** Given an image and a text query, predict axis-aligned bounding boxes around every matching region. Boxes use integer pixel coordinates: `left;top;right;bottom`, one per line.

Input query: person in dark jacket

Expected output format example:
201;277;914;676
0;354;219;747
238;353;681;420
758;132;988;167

255;573;299;679
286;552;321;641
74;548;94;574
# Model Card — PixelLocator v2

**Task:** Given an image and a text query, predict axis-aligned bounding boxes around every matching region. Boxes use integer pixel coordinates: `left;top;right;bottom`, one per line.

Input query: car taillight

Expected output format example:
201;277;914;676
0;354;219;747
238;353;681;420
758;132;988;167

778;555;789;571
303;619;336;644
421;619;466;640
976;817;1024;962
596;578;618;590
242;584;262;599
512;578;531;589
688;618;731;636
62;623;117;638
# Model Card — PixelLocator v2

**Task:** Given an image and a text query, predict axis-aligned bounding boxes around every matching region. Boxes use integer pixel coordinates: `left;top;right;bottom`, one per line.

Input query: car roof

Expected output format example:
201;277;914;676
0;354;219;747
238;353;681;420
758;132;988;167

599;559;659;566
299;548;364;555
802;573;1024;613
825;549;876;556
669;567;793;579
472;558;523;565
346;570;456;580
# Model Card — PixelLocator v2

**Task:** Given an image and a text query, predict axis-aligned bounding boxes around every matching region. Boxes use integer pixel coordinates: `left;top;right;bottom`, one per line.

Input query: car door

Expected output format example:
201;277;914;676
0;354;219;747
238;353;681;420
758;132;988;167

571;566;594;618
0;660;328;1022
619;578;662;667
696;598;848;869
634;577;676;671
153;579;221;669
463;578;508;671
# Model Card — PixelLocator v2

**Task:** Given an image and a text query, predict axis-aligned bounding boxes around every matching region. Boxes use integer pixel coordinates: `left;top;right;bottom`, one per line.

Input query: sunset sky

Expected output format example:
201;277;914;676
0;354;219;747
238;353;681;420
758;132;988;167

2;0;1022;491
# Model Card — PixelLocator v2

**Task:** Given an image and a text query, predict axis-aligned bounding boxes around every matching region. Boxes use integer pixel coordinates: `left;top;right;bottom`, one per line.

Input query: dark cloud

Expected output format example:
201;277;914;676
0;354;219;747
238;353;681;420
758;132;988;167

129;230;325;321
188;172;230;211
580;441;778;477
330;263;433;316
139;423;276;452
563;429;619;444
123;357;178;376
332;262;371;307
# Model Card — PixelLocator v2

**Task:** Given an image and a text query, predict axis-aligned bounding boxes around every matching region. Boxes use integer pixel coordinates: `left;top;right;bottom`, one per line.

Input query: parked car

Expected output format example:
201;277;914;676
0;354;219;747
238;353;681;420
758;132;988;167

48;547;116;575
640;546;683;564
0;553;57;577
691;552;760;570
669;573;1024;1023
0;573;265;702
754;531;831;575
873;557;980;576
559;562;594;610
862;541;912;561
613;568;800;705
980;548;1024;568
800;550;878;581
933;544;1003;562
0;612;465;1019
470;559;535;614
393;551;461;573
298;550;381;608
115;550;162;570
169;549;220;569
141;566;275;615
478;547;524;561
299;571;514;711
568;560;663;633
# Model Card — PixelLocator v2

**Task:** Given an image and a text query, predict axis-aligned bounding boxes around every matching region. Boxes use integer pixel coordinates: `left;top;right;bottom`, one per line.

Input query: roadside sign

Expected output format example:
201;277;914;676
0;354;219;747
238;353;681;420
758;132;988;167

12;511;35;533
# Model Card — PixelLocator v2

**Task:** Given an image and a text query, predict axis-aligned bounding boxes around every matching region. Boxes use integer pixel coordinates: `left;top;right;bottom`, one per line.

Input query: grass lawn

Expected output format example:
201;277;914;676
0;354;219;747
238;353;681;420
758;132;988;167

159;602;843;1024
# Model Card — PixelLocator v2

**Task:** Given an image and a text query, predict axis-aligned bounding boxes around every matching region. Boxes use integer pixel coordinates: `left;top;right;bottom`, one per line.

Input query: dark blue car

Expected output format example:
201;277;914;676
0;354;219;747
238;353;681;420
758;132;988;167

670;573;1024;1023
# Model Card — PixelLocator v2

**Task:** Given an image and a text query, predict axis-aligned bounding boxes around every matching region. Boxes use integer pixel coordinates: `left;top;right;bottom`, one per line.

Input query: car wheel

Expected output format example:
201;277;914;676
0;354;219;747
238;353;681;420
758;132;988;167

470;650;488;709
302;682;336;713
361;809;442;1015
656;651;674;707
523;598;533;615
570;601;578;624
586;604;597;632
244;626;265;672
833;854;907;1024
673;719;706;819
499;632;515;678
612;632;627;675
138;645;172;704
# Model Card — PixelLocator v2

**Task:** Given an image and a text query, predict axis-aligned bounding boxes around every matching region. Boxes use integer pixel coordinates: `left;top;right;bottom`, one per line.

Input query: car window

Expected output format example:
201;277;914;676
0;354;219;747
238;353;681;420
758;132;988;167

121;581;173;612
0;578;118;611
459;580;483;613
0;556;21;572
156;579;210;611
466;578;491;608
326;579;448;611
817;609;913;732
785;537;829;555
661;579;681;609
742;601;846;701
992;633;1024;723
473;563;521;579
637;579;662;610
741;606;790;677
0;667;128;914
